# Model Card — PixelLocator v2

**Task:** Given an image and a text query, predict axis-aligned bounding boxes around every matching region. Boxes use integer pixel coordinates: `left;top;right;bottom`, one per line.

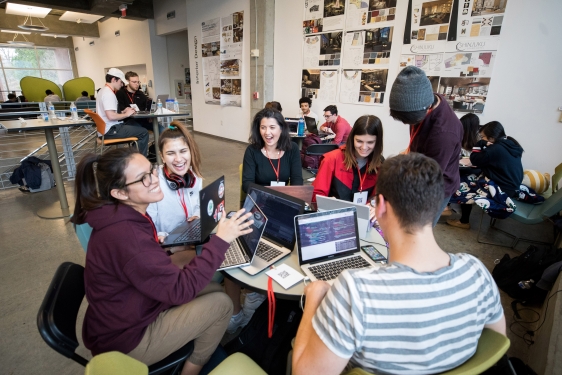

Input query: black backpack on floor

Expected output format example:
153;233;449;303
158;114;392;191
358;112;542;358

224;299;302;375
492;245;562;303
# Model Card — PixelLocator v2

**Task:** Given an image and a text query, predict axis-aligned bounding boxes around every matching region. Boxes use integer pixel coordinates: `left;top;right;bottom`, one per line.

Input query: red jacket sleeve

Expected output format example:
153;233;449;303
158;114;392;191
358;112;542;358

312;151;338;202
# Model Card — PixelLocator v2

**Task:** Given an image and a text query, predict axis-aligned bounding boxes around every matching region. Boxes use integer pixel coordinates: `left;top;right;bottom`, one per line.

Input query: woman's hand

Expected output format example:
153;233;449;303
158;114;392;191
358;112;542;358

215;209;254;244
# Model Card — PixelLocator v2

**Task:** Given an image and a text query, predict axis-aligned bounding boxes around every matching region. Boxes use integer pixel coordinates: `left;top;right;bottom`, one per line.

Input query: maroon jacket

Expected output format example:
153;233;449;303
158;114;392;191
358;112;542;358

82;204;229;355
409;94;463;197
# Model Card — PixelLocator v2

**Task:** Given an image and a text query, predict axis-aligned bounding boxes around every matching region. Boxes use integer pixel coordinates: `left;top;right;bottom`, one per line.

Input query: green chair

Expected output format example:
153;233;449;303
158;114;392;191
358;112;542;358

477;187;562;248
63;77;95;103
208;353;267;375
20;76;63;102
85;351;148;375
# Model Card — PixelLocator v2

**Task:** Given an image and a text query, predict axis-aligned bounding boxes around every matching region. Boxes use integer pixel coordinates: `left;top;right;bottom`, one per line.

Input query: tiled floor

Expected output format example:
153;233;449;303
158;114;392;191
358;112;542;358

0;133;551;374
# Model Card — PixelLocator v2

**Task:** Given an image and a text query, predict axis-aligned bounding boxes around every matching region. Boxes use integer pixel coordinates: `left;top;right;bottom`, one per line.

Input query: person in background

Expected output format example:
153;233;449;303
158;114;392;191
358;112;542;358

4;93;20;105
312;115;383;220
299;97;318;123
18;91;27;102
320;105;351;145
76;91;90;102
116;71;162;133
388;66;462;226
44;89;61;102
96;67;149;155
264;101;283;112
70;147;254;375
292;153;506;375
447;121;523;229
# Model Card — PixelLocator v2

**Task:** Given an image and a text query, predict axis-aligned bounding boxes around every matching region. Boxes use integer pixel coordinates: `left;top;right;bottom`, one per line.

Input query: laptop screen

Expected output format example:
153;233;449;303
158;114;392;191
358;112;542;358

295;207;359;263
248;186;303;249
304;116;318;134
286;120;298;133
239;194;267;257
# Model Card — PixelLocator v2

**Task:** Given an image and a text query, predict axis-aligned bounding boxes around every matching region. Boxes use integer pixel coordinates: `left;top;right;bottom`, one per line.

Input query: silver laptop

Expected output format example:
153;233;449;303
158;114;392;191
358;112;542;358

294;207;376;284
316;195;371;240
156;94;169;104
285;119;299;136
240;183;305;275
218;194;268;270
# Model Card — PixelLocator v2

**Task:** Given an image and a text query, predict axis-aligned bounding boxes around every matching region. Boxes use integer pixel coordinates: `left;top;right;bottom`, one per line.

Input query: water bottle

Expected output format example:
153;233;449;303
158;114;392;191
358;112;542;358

48;101;55;117
42;111;49;122
70;101;78;120
297;111;305;136
173;98;179;113
157;99;163;114
166;98;174;111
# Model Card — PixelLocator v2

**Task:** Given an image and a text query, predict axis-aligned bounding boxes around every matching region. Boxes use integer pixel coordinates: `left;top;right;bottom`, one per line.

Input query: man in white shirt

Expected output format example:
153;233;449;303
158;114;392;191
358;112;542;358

44;90;61;102
299;97;318;124
96;68;149;155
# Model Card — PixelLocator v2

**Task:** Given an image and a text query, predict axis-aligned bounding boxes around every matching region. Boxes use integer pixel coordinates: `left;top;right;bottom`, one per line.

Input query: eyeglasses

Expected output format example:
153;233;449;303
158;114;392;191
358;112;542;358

323;114;333;119
129;80;140;84
124;164;158;188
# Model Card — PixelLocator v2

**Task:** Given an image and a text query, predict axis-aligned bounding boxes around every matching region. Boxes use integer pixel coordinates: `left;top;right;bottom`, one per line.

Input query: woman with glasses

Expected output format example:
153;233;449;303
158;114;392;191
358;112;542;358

146;121;203;256
70;147;253;375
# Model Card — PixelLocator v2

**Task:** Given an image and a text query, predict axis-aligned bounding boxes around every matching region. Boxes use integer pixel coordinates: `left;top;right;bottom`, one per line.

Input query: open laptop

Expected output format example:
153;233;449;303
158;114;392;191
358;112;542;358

316;195;371;240
239;183;305;275
161;176;225;248
304;116;318;134
294;207;376;284
218;194;268;270
285;119;299;135
134;98;153;114
156;94;169;104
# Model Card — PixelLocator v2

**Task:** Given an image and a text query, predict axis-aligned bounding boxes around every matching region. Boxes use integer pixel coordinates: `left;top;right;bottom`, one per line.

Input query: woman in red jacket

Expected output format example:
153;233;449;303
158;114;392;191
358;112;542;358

312;115;384;219
71;148;253;375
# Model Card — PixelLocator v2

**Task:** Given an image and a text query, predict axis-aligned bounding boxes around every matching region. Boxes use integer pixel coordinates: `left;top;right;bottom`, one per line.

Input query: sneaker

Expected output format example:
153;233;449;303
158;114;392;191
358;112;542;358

226;311;249;334
441;207;453;217
447;219;470;229
242;292;266;316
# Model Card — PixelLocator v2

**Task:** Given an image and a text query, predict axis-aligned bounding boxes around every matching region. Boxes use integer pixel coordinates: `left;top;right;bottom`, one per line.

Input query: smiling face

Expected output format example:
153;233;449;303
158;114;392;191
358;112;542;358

260;117;282;149
162;138;191;176
354;134;377;159
300;102;310;115
116;153;163;213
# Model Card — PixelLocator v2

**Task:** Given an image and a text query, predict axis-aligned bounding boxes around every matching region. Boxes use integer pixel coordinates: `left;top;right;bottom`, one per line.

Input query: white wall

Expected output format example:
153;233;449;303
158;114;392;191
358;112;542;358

73;18;170;98
186;0;251;143
275;0;562;174
153;0;188;36
166;31;190;99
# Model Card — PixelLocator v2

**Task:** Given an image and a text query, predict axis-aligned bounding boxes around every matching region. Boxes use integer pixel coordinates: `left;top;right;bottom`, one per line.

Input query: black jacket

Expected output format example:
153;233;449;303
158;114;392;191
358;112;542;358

115;87;149;113
470;138;523;197
9;156;52;189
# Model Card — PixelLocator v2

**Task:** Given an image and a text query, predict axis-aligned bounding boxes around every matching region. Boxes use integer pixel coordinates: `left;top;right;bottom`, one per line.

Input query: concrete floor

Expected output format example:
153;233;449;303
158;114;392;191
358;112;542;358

0;133;551;374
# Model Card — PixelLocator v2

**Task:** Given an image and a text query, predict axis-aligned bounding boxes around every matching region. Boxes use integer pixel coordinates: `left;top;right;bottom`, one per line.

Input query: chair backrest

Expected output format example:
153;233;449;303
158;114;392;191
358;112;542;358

37;262;88;366
84;109;105;135
306;143;339;156
530;185;562;218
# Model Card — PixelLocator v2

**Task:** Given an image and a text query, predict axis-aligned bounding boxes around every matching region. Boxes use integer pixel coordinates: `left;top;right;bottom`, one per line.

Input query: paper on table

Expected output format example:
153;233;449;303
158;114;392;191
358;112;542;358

265;264;304;289
157;108;176;114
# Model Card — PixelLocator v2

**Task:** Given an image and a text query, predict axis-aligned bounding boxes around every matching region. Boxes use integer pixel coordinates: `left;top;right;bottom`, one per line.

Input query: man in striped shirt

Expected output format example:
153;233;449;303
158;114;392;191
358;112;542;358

292;153;506;375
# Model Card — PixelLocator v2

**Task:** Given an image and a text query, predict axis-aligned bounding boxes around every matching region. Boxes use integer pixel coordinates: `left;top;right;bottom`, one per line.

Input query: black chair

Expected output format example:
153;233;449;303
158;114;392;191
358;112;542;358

305;143;339;174
37;262;194;375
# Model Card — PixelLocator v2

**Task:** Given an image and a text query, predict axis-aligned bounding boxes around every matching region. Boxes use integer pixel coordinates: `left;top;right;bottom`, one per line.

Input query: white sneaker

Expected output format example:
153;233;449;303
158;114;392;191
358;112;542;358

226;311;248;334
242;292;266;320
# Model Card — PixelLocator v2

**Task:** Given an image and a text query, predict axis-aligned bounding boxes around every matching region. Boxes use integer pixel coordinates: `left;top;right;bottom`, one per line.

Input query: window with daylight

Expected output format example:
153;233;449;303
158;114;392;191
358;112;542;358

0;45;74;101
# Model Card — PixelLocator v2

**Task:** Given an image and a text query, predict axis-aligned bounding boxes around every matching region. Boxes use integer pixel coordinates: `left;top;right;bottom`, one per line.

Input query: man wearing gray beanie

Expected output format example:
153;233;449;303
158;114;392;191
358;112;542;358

389;66;463;227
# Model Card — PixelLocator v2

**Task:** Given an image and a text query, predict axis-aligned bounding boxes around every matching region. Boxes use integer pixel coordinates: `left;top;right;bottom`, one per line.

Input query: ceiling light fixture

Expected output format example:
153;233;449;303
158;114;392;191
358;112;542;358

7;32;34;46
41;33;68;38
18;15;49;31
1;29;31;35
6;3;51;18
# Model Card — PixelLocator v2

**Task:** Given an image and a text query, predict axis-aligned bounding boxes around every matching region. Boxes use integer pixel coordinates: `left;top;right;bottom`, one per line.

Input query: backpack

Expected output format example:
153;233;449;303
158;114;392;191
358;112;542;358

492;245;562;303
224;299;302;375
300;133;322;169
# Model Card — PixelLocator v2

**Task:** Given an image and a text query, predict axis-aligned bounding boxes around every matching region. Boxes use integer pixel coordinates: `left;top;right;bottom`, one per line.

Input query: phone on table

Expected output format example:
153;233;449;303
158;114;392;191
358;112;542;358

361;245;387;263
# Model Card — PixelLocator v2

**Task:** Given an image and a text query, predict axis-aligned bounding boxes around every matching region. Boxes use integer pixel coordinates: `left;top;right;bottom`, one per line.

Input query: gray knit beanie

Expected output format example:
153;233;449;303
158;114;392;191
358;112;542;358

389;66;434;112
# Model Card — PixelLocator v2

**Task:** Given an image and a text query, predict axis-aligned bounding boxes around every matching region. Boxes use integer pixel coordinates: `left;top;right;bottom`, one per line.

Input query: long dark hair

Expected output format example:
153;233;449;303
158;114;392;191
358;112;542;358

249;108;292;151
481;121;523;149
460;113;480;151
158;120;202;178
344;115;384;173
70;148;138;225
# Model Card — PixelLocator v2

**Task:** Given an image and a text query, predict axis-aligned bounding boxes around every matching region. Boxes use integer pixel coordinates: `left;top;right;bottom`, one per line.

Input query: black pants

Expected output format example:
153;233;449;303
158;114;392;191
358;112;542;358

104;121;149;155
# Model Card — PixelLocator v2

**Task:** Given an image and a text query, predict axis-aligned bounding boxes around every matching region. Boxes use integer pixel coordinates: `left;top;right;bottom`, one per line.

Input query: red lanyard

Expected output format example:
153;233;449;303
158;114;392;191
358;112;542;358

142;213;159;243
357;165;368;192
105;83;116;94
177;189;189;220
126;91;135;104
265;149;281;182
406;107;434;153
267;271;276;338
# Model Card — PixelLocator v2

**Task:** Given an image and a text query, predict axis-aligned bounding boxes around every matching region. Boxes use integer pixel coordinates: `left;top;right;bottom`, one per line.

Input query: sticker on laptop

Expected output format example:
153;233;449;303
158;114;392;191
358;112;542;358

207;200;214;216
218;181;225;199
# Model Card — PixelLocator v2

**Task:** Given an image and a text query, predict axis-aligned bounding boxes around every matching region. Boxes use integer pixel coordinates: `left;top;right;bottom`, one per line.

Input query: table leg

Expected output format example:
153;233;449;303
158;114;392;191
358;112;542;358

152;118;162;165
37;128;73;219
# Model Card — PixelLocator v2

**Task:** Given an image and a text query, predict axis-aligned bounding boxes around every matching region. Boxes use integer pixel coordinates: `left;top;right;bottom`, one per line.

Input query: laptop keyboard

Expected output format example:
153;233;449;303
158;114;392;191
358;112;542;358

220;240;250;268
256;242;283;262
309;256;371;281
173;221;201;243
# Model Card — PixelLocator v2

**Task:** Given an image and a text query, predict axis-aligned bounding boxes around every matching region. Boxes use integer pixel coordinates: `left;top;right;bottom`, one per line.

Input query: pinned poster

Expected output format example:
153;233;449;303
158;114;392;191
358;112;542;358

342;26;393;68
457;0;508;39
220;11;243;60
220;78;242;107
339;68;388;105
302;69;321;99
346;0;398;30
303;32;343;69
410;0;453;42
201;18;221;105
339;69;362;103
303;0;346;34
318;70;338;101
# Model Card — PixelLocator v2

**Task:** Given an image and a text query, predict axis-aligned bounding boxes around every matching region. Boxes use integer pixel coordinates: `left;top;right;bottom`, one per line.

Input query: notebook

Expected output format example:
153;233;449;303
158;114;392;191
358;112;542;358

294;207;376;284
218;194;268;270
240;183;305;275
316;195;371;240
161;176;225;248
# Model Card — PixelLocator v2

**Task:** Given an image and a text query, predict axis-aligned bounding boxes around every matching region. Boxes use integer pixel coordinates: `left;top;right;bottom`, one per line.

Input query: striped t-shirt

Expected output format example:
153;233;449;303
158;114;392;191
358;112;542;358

312;253;503;375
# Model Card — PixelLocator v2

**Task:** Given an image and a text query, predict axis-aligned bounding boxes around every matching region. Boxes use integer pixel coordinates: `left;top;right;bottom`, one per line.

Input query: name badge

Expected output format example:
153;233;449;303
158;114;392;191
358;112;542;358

353;191;368;204
270;181;286;186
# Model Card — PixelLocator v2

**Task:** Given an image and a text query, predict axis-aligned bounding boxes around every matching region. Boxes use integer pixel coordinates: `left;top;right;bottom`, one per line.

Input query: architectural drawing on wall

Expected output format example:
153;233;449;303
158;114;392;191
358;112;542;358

201;17;221;105
457;0;507;38
303;0;346;34
303;32;343;68
302;69;321;99
411;0;453;41
339;69;362;103
318;70;338;101
220;11;243;60
343;26;393;68
359;68;388;104
220;78;242;107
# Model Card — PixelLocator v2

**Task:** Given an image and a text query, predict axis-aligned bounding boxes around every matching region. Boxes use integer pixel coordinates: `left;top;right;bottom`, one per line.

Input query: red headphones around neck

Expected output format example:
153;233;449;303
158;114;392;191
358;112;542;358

163;166;196;191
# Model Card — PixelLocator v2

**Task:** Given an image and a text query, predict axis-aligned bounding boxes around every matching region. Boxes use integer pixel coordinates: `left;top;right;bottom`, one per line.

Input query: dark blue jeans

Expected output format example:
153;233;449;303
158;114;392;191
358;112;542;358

104;122;149;156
